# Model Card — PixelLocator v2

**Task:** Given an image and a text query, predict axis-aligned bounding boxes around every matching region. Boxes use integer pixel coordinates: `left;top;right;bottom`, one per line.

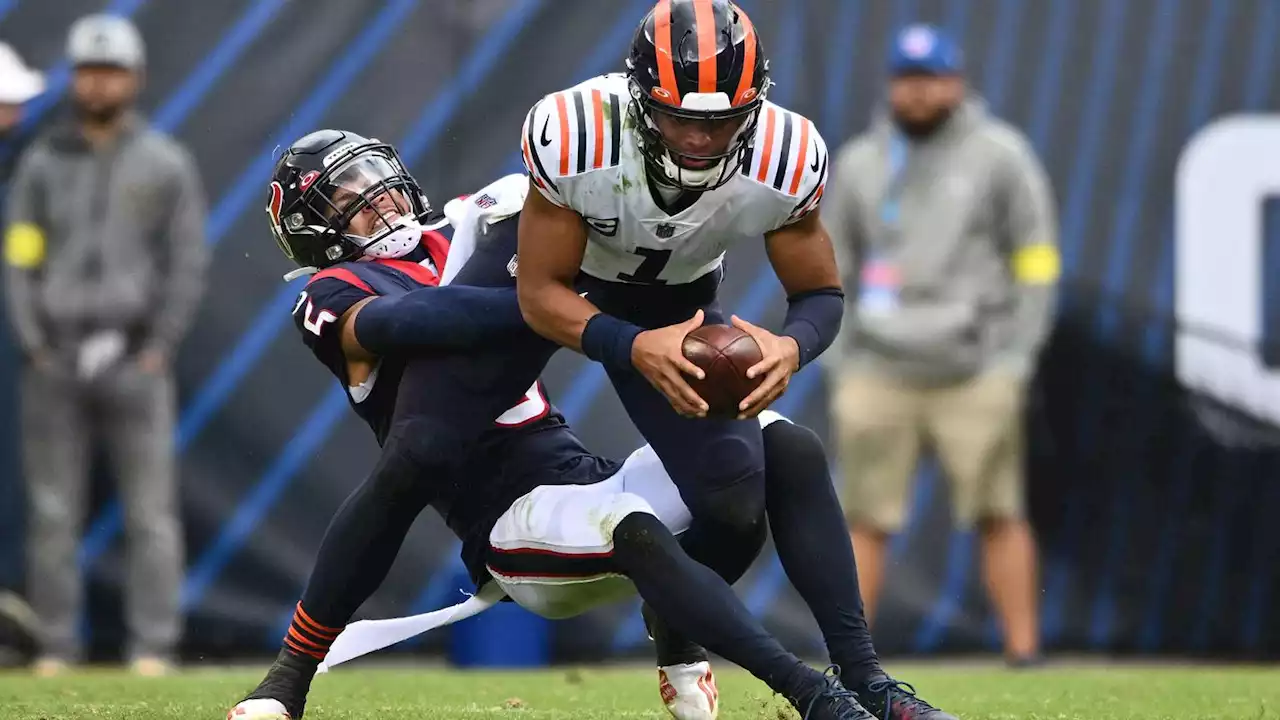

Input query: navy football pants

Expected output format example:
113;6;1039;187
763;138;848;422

579;271;768;585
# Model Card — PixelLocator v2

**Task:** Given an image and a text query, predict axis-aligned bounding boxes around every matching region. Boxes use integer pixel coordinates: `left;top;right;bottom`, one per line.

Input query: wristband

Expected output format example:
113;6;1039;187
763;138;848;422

581;313;644;374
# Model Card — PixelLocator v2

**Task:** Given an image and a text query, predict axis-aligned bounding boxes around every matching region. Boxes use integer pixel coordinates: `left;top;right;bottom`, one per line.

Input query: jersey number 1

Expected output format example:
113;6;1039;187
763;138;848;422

617;247;672;285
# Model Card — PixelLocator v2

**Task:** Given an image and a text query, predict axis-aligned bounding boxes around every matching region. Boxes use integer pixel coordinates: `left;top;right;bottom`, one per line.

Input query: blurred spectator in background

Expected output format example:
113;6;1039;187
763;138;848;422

0;40;45;667
823;24;1057;666
2;14;207;676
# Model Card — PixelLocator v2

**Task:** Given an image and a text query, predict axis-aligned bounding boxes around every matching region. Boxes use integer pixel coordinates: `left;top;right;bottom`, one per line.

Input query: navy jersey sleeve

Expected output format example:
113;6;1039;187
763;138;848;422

291;275;375;381
449;214;520;289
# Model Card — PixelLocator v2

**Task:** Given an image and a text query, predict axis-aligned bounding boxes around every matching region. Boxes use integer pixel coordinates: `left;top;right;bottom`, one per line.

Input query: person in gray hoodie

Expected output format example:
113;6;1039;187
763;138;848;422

823;24;1057;666
0;40;45;668
2;14;207;676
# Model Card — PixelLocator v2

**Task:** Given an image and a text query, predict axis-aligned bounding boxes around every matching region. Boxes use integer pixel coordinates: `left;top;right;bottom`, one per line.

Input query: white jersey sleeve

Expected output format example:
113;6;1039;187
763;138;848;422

440;173;528;286
519;78;626;210
740;103;830;231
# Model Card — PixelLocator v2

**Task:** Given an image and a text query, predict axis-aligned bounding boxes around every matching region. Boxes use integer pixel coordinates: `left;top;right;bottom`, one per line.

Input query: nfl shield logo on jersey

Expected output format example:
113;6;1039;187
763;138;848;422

507;254;519;277
655;223;676;239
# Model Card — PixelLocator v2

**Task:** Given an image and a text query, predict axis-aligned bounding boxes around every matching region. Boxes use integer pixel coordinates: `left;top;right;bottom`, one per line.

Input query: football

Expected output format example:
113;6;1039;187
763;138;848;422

682;324;764;417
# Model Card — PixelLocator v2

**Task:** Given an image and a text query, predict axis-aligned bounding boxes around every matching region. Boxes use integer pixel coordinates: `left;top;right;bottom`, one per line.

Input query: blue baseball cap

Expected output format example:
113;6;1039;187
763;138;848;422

888;24;963;75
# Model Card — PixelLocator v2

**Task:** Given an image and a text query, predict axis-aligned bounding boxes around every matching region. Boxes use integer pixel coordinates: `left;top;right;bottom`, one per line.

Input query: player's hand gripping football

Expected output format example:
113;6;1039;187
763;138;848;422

631;309;710;418
731;315;800;419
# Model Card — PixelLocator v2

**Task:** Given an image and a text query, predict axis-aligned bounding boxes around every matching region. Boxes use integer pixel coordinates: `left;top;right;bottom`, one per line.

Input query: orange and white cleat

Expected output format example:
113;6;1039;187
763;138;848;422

658;660;719;720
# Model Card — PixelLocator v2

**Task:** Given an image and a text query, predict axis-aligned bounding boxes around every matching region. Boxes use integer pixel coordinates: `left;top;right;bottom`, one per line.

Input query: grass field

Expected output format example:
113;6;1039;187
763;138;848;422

1;662;1278;719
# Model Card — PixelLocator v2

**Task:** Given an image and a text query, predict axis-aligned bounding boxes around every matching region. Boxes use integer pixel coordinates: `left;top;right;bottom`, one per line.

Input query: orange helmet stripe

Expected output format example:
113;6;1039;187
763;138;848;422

732;5;757;105
654;0;681;104
694;0;717;93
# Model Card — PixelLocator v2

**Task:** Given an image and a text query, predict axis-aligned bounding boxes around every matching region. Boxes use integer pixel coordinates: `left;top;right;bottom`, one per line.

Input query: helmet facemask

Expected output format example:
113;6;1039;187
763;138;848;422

626;77;764;192
320;151;428;260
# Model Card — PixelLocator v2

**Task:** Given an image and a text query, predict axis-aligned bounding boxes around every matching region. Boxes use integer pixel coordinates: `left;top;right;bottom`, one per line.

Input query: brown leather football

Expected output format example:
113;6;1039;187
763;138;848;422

681;324;764;417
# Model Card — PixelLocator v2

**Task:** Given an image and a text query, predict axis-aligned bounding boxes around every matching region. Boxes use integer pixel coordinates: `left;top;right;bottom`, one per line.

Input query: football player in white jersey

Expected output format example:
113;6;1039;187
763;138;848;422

515;3;956;719
514;4;945;720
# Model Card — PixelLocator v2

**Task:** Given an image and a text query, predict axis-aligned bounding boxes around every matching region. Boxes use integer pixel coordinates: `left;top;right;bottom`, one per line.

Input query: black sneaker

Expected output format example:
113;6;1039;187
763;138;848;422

640;602;708;667
854;677;958;720
229;651;317;719
794;667;876;720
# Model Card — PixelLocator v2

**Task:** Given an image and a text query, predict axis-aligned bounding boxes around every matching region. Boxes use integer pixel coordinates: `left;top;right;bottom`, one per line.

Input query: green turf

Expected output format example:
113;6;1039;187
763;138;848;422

1;663;1277;719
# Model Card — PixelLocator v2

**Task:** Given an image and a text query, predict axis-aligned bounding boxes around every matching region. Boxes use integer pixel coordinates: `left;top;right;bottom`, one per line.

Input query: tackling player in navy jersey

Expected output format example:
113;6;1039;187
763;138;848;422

270;132;549;447
233;129;956;720
232;131;884;720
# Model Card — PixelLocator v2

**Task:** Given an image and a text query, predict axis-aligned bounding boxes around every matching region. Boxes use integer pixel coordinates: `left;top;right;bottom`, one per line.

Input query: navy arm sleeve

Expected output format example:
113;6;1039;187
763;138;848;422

782;287;845;369
351;284;525;356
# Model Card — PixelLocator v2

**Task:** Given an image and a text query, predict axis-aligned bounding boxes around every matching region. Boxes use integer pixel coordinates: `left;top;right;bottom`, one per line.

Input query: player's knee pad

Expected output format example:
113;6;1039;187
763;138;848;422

612;510;674;556
762;420;835;498
362;463;433;511
693;479;766;540
364;432;448;507
385;416;459;468
677;434;763;529
762;419;825;475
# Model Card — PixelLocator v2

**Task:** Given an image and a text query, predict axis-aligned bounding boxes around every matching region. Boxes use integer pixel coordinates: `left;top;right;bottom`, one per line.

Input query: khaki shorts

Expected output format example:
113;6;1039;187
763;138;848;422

832;368;1026;531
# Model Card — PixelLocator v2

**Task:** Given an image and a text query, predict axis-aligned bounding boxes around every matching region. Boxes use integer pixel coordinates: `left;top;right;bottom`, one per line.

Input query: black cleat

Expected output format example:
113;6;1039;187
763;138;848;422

640;602;709;667
794;667;876;720
853;677;958;720
230;651;317;719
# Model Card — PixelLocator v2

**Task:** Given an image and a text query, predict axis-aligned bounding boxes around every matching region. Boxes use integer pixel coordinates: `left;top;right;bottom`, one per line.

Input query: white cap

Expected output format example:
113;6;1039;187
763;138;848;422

67;14;145;70
0;42;43;104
